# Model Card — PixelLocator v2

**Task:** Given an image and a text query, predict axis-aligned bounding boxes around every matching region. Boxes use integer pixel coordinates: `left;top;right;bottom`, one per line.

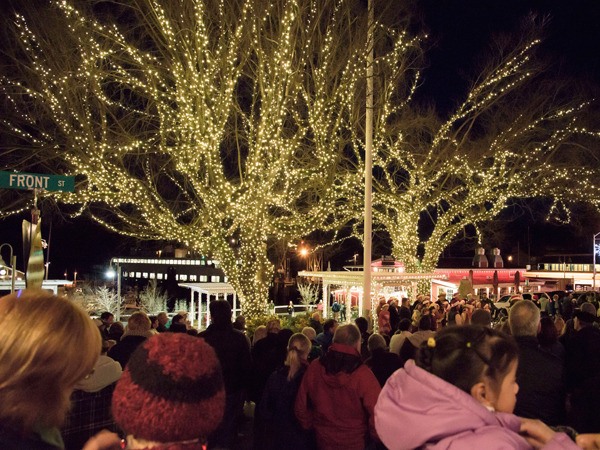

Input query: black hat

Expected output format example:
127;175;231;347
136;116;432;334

574;302;598;324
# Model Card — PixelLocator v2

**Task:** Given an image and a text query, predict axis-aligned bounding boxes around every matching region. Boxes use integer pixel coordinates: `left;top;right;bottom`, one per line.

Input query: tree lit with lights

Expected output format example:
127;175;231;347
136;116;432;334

0;0;383;316
364;27;600;274
1;1;599;314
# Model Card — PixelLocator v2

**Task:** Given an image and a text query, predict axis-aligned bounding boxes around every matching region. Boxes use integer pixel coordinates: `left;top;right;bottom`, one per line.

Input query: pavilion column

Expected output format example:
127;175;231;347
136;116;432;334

190;290;196;327
322;282;329;319
206;294;212;328
233;293;238;318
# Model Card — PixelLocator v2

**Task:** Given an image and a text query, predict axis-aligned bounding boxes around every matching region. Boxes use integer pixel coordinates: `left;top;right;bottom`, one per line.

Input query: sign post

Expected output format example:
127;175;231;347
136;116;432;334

0;171;74;192
0;171;75;288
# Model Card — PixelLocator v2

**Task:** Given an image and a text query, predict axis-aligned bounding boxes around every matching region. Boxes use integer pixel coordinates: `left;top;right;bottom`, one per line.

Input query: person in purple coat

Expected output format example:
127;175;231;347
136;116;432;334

375;325;579;450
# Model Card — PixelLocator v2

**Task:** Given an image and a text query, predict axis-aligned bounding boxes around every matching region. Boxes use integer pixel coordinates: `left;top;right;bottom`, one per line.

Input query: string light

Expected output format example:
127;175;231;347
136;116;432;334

1;2;598;315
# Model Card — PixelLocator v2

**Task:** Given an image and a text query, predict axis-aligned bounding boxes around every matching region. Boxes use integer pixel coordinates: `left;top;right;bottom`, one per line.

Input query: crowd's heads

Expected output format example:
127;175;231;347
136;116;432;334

418;315;433;331
574;302;598;326
252;325;267;345
267;318;281;334
157;312;168;325
538;316;559;347
0;290;101;432
233;315;246;331
509;300;540;337
127;311;152;333
112;333;225;446
416;325;518;399
333;323;361;347
285;333;312;381
398;318;412;332
354;317;369;333
367;333;387;353
301;326;317;341
209;300;232;326
100;311;114;325
323;318;338;334
471;309;492;327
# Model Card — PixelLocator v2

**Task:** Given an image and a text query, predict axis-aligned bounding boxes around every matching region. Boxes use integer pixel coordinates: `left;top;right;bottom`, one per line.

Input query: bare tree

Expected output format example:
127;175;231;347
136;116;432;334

297;281;319;306
138;279;167;314
91;285;123;316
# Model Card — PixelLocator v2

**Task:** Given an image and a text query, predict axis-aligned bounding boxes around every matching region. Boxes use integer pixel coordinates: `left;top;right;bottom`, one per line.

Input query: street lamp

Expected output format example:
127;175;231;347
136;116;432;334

0;243;17;294
593;232;600;291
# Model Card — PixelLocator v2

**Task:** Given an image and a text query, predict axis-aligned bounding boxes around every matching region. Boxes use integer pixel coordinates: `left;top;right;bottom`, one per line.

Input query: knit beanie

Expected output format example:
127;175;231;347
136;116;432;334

112;333;225;445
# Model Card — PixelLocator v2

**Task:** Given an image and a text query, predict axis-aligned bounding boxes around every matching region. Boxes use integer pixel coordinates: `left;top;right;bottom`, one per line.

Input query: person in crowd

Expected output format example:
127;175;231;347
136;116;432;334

199;300;252;449
301;326;323;362
315;318;338;354
309;312;323;334
399;297;412;322
259;333;315;450
112;333;225;450
563;302;600;433
233;315;246;332
99;311;114;340
295;324;381;450
375;325;579;450
74;339;122;393
509;300;566;426
251;319;286;401
411;301;422;330
398;315;435;365
378;303;391;337
554;314;566;336
0;290;120;450
106;320;124;342
168;313;188;333
233;315;251;346
355;316;371;360
148;315;159;335
389;318;412;356
471;308;493;327
365;333;402;387
538;316;565;359
156;311;169;332
108;311;153;369
252;325;268;347
548;294;558;317
388;298;400;334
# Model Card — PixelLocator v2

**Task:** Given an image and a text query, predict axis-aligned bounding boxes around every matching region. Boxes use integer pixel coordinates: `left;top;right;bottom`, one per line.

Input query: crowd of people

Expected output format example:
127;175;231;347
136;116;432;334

2;289;600;450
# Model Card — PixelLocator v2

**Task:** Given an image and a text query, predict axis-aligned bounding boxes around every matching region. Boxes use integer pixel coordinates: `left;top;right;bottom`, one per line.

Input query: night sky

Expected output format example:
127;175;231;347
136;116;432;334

1;0;599;278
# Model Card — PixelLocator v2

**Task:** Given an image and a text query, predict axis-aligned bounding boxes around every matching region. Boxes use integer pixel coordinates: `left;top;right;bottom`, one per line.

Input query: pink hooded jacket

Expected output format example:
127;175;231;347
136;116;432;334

375;360;578;450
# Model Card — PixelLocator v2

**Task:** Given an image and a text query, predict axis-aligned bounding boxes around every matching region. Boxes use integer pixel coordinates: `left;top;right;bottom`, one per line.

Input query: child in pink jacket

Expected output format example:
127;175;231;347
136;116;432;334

375;325;579;450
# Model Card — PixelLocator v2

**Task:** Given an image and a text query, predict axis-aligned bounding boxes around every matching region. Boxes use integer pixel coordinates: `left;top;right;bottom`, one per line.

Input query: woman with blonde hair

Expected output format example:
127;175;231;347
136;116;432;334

0;289;120;449
259;333;314;450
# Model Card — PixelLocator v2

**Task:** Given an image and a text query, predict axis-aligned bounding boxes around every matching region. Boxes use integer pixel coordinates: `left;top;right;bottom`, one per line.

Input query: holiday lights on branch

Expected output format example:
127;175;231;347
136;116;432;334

1;2;599;313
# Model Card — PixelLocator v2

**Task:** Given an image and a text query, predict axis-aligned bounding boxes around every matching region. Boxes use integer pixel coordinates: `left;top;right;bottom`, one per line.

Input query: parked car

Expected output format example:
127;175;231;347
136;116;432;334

493;295;523;318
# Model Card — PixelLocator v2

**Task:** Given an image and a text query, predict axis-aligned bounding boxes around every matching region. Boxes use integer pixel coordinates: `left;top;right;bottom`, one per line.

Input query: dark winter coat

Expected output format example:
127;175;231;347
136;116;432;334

107;335;147;369
259;365;316;450
364;348;402;387
199;323;252;394
513;335;566;426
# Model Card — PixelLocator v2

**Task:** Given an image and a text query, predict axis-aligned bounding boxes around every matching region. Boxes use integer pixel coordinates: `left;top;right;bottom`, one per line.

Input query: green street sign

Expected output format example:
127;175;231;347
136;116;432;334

0;171;75;192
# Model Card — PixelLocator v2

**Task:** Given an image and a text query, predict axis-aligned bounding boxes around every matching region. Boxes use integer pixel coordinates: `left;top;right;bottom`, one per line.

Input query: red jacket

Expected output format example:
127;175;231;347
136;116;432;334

294;343;381;450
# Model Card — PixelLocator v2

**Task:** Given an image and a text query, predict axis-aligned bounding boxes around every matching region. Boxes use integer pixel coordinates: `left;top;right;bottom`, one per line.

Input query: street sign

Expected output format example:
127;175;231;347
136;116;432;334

0;171;75;192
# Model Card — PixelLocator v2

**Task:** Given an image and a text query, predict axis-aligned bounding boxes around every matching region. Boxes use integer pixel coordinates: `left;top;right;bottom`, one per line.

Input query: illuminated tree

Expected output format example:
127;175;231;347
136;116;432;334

365;32;600;273
1;0;407;316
